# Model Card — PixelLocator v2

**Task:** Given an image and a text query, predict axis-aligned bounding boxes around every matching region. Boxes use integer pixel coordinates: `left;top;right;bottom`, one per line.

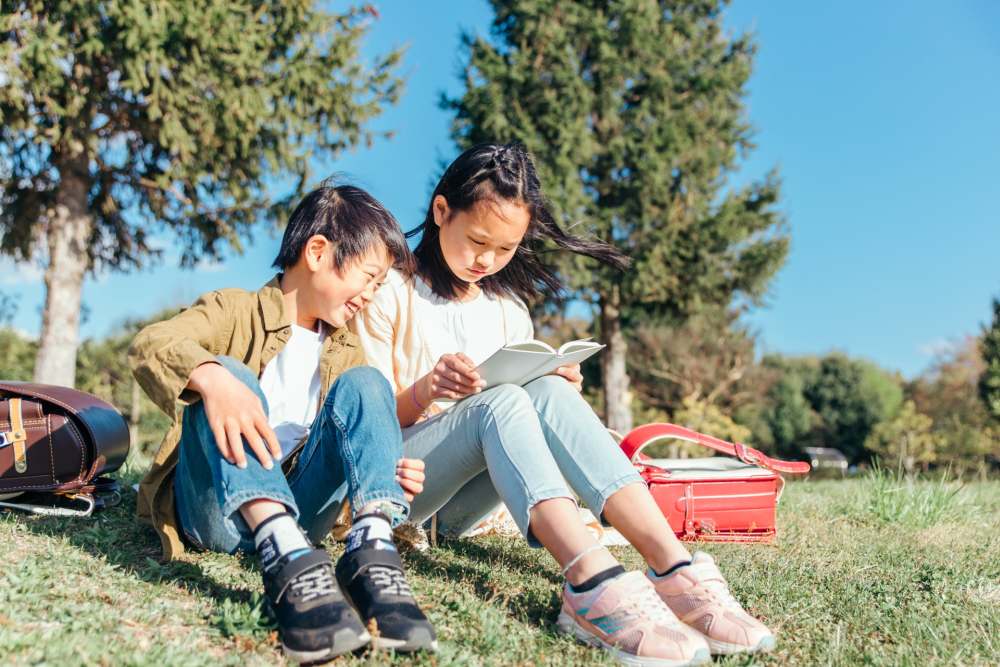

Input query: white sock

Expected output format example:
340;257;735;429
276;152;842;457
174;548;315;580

345;512;395;553
253;512;310;572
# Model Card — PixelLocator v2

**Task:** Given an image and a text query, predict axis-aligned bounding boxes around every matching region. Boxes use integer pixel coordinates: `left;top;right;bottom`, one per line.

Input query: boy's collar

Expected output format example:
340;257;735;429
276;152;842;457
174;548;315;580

258;275;357;347
259;275;290;332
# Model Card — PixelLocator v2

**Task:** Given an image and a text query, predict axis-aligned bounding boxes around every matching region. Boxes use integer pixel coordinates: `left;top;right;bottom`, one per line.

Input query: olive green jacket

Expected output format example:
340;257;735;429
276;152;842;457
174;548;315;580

129;277;365;560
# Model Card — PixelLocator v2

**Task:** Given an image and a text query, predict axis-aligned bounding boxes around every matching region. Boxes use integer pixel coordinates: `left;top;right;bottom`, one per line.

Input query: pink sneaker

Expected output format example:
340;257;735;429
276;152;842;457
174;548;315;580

649;552;776;655
558;571;710;666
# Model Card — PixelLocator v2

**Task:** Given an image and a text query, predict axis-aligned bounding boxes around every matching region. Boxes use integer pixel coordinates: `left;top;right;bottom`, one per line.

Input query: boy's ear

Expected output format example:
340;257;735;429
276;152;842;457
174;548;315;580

432;195;450;228
303;235;333;272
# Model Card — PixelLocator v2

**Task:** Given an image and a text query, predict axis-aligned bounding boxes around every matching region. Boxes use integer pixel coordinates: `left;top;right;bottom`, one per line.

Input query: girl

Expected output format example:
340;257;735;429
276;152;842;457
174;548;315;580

353;143;774;666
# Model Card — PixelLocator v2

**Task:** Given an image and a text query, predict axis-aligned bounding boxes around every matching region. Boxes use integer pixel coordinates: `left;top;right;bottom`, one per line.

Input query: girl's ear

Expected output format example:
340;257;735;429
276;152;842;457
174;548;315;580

432;194;450;228
304;235;332;272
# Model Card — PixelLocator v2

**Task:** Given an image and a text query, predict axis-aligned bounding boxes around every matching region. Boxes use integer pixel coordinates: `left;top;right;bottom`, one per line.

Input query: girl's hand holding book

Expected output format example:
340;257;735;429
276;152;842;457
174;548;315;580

552;363;584;392
419;353;487;402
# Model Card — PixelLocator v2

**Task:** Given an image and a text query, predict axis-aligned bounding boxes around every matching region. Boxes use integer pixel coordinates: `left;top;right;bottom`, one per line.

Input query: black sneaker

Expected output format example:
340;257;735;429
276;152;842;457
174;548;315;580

262;548;371;663
335;541;437;652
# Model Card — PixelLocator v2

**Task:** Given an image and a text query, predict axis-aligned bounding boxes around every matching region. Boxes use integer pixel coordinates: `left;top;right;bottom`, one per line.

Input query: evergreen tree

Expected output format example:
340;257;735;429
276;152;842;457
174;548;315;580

979;297;1000;423
445;0;789;431
766;372;815;459
804;353;903;463
0;1;402;385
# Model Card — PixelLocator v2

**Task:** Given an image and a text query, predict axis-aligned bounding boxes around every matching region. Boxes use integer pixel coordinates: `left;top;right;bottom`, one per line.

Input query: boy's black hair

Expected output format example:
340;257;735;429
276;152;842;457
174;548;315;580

407;142;628;303
273;182;414;274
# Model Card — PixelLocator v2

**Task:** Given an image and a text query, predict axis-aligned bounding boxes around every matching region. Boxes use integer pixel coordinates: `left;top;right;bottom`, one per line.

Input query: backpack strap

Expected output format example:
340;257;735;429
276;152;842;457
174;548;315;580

2;398;28;473
619;422;811;475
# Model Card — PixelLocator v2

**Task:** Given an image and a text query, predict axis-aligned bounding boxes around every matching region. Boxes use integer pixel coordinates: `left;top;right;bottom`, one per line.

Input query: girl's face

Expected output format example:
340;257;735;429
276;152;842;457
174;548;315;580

433;194;530;287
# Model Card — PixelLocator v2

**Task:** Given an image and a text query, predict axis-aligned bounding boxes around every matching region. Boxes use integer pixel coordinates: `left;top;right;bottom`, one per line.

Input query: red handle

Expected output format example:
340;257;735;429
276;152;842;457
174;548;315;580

619;423;811;475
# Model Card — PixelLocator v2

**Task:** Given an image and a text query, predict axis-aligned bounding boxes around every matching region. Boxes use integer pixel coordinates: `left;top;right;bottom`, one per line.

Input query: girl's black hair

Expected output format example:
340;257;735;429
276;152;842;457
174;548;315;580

408;142;629;303
273;181;414;274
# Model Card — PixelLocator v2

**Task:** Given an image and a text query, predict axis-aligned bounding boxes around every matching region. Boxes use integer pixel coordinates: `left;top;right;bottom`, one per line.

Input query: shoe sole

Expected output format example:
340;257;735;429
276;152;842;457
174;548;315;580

335;564;438;654
557;610;711;667
703;634;776;655
282;628;371;664
371;635;440;653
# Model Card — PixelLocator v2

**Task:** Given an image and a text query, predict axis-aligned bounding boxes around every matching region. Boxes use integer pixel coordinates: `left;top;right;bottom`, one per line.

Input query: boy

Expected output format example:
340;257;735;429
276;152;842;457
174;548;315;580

130;184;436;662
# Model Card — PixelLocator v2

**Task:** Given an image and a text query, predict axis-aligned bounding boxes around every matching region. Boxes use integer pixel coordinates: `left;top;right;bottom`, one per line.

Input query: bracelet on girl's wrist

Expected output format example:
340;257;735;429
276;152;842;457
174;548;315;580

411;381;427;411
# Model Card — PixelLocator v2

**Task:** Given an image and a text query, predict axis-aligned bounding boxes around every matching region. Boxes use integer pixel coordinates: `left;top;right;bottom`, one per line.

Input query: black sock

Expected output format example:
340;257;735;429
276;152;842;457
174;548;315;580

653;559;692;578
569;565;626;593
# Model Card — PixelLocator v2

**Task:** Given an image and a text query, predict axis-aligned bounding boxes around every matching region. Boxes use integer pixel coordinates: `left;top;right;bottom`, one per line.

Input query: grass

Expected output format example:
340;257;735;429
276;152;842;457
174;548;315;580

845;464;971;528
2;463;999;666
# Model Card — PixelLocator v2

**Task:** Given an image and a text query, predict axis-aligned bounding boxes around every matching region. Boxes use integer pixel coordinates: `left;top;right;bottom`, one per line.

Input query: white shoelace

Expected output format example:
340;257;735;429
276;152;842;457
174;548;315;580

622;578;681;628
692;565;741;610
289;567;338;603
368;565;413;597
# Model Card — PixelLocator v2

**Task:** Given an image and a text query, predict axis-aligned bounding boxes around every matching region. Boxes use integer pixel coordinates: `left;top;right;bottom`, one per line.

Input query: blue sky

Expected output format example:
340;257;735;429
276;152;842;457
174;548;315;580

4;0;999;378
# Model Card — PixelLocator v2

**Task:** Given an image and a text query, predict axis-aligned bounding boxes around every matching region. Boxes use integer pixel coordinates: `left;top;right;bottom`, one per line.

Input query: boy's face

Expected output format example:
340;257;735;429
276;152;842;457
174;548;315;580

305;238;392;329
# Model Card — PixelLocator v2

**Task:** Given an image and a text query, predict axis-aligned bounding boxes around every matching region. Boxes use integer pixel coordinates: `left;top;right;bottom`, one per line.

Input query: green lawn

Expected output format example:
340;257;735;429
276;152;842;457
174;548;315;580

2;468;998;666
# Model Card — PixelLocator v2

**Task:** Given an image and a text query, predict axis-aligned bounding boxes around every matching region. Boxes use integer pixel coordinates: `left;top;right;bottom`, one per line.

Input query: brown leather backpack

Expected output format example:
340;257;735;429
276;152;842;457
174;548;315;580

0;382;130;516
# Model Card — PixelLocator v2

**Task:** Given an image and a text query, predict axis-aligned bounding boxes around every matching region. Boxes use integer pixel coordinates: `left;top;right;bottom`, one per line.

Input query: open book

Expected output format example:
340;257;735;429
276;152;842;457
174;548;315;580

475;338;605;389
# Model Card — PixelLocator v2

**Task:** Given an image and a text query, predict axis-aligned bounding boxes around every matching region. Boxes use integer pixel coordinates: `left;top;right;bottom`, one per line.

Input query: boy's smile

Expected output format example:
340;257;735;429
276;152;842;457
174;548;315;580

322;244;392;329
281;237;392;331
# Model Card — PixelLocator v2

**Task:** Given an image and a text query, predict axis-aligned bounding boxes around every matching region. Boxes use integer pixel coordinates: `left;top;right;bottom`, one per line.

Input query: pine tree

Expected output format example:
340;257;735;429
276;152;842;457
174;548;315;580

0;1;402;385
445;0;789;430
979;297;1000;423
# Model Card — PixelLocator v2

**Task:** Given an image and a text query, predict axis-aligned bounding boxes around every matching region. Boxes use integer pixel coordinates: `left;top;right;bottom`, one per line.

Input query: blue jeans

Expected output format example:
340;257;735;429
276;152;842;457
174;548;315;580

402;375;643;546
173;357;407;554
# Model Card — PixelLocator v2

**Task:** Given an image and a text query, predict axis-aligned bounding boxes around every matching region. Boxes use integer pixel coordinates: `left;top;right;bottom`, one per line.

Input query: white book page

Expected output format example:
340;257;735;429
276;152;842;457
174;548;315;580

517;344;605;385
557;338;600;355
474;339;605;389
504;340;557;354
475;345;554;388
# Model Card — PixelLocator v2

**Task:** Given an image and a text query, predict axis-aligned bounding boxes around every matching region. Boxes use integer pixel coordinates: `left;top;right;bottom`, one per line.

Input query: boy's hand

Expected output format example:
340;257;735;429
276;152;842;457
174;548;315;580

188;362;282;470
420;353;486;402
396;458;425;502
552;363;584;392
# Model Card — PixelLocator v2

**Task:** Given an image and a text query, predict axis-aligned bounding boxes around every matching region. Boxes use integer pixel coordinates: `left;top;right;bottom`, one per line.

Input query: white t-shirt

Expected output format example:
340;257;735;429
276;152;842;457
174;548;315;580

414;278;512;367
351;269;535;414
259;323;325;455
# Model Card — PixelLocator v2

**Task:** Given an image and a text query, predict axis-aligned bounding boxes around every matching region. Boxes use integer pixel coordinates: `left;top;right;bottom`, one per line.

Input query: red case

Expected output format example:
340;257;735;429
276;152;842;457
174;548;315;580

617;424;810;542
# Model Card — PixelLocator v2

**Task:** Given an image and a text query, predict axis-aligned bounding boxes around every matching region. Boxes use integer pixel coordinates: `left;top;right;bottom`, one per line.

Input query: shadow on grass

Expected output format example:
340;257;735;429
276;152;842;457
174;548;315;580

11;468;576;639
12;471;260;616
402;536;564;629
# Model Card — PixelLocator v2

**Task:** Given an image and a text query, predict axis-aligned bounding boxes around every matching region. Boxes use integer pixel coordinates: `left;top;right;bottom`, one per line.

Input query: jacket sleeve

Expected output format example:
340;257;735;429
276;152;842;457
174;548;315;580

128;290;234;416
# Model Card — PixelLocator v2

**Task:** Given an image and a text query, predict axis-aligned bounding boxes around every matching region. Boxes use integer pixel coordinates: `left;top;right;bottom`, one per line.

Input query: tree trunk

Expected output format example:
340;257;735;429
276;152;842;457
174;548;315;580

34;153;92;387
600;287;633;433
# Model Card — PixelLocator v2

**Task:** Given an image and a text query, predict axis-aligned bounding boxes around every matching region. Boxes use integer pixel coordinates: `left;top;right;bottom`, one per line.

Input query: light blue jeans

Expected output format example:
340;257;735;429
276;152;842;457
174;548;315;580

173;357;408;553
403;375;643;546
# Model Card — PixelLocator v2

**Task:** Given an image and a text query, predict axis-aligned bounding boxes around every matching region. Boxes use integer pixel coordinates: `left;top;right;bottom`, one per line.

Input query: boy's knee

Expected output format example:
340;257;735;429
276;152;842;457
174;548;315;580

214;356;266;404
334;366;393;402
